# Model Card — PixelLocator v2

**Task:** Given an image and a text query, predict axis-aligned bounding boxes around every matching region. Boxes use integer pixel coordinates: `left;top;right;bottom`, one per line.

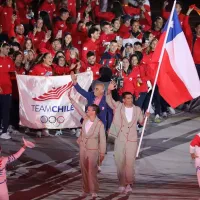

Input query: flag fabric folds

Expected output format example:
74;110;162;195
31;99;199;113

151;8;200;108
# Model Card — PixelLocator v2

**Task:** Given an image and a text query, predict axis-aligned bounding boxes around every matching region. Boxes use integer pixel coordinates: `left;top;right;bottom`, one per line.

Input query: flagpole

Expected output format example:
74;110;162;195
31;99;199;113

136;0;177;157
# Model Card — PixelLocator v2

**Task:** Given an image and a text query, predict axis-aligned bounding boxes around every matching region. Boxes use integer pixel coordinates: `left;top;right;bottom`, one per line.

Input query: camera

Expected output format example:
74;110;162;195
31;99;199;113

112;75;124;89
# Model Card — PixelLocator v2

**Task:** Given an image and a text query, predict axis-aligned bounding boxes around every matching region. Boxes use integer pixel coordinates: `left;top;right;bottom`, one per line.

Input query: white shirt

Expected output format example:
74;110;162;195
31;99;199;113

85;120;94;135
125;107;133;123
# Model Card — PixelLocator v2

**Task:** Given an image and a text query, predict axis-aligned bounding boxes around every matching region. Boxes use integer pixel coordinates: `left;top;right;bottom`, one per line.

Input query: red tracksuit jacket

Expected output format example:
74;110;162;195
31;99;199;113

29;63;53;76
38;0;56;20
0;56;15;94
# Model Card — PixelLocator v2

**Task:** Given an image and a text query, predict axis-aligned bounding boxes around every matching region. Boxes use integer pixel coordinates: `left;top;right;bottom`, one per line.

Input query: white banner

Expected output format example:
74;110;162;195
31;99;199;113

16;72;93;129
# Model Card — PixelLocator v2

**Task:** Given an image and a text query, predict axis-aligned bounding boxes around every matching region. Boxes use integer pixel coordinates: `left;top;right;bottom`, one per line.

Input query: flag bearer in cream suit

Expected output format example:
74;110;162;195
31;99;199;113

106;81;148;194
68;91;106;199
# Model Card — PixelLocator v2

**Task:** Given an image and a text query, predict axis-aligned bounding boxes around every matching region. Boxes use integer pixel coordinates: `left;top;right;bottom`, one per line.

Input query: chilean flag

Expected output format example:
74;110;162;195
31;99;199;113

151;6;200;108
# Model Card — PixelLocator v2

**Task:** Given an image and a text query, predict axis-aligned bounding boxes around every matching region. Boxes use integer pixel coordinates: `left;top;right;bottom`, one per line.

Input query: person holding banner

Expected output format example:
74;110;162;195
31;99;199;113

0;42;15;140
0;137;35;200
106;81;149;194
68;90;106;198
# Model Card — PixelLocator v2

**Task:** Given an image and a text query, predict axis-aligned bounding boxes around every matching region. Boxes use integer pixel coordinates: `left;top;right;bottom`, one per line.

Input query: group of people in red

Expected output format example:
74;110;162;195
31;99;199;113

0;0;199;136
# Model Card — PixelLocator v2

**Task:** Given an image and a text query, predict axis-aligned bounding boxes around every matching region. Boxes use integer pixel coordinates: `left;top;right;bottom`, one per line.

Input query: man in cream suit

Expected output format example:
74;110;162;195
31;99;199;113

106;81;148;194
68;91;106;198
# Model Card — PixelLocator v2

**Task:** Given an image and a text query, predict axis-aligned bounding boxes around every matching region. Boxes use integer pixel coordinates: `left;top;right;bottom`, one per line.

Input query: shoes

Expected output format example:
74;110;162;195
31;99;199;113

25;128;30;134
76;129;81;137
118;186;126;193
71;129;76;135
162;112;168;118
154;114;161;123
0;132;11;140
92;193;98;198
7;125;14;133
79;191;88;197
55;130;63;136
168;107;176;114
36;131;42;138
125;184;133;194
98;166;101;173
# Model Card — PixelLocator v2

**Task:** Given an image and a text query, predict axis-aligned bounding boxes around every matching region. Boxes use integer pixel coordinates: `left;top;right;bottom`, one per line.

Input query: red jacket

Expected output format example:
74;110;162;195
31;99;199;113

28;31;46;50
122;5;140;16
85;63;101;80
99;32;116;55
67;0;76;18
53;19;69;38
119;70;138;97
140;10;152;32
95;5;115;22
29;63;53;76
0;6;20;34
184;16;200;64
162;9;186;27
16;0;32;24
39;41;56;57
131;64;148;94
118;24;130;39
151;29;161;39
39;0;56;19
82;38;100;64
72;26;87;57
11;66;26;99
52;64;71;75
0;56;15;94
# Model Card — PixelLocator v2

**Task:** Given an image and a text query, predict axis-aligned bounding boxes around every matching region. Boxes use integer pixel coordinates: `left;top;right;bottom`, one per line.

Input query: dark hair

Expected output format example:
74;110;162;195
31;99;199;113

130;19;139;26
176;1;183;8
130;54;140;64
0;42;10;48
99;67;112;78
55;56;67;66
32;53;51;66
134;42;142;47
134;51;143;63
110;39;118;44
195;22;200;28
101;21;110;27
89;104;101;115
88;27;99;38
62;33;73;50
13;51;23;61
142;31;151;43
87;51;95;58
111;1;125;18
60;8;69;15
122;92;133;99
39;11;52;31
111;18;120;25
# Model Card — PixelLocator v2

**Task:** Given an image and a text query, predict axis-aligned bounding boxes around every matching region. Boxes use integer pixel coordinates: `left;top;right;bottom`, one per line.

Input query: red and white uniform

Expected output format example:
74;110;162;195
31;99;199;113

119;70;138;97
0;56;15;95
53;19;69;38
38;0;56;20
28;31;46;50
0;6;20;34
118;24;130;39
29;63;53;76
16;0;32;24
184;16;200;65
52;64;71;75
0;147;26;200
82;39;100;64
190;133;200;187
85;63;101;80
38;41;56;57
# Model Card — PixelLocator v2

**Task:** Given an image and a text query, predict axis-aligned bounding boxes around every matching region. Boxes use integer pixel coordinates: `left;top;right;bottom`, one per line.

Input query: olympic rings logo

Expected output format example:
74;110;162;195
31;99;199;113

40;116;65;125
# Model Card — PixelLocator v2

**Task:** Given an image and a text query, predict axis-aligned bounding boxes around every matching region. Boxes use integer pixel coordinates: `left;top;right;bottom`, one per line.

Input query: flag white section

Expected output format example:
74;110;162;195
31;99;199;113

166;32;200;98
16;72;93;129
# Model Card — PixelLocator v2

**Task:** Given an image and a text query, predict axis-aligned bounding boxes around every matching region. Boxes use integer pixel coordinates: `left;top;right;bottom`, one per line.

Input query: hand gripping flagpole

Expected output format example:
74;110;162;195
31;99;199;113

136;0;177;157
